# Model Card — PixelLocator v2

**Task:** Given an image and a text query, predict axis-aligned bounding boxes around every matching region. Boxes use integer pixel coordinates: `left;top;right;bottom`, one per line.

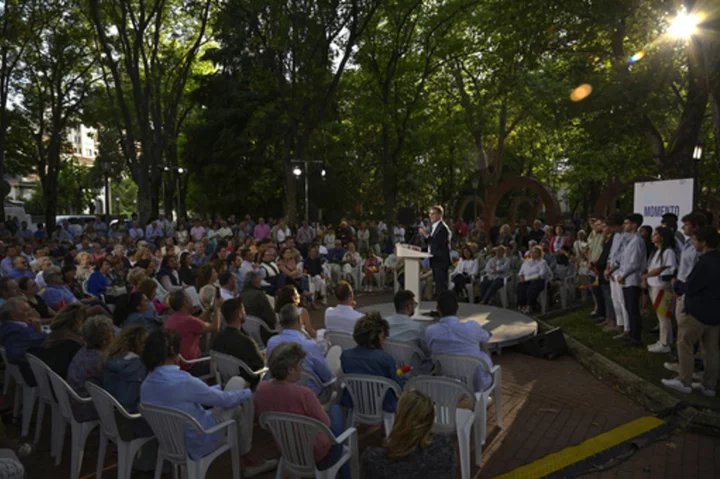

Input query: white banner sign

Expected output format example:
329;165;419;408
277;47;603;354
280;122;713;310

633;178;694;228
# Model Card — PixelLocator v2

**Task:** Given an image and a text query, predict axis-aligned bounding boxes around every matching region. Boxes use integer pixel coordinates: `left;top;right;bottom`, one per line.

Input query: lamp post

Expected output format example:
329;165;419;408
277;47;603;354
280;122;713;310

693;144;703;208
471;178;479;221
291;160;324;223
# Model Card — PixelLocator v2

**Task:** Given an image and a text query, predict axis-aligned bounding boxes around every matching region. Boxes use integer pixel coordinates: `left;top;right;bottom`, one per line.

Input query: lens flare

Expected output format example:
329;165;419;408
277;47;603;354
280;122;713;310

668;10;700;39
570;84;593;102
629;51;645;63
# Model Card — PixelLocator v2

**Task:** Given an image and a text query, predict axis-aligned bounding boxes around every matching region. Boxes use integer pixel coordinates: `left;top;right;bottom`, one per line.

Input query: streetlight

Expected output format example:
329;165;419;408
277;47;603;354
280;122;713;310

693;145;703;160
693;143;704;209
291;160;324;223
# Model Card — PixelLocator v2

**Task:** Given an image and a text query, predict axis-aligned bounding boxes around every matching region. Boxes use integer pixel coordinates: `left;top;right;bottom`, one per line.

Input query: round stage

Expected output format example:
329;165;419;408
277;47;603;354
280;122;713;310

357;301;538;353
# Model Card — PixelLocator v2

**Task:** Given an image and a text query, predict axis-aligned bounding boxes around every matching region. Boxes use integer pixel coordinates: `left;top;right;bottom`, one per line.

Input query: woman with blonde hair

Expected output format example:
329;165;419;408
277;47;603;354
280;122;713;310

103;325;148;413
126;267;149;290
75;252;92;282
42;304;86;377
361;390;456;478
517;245;552;314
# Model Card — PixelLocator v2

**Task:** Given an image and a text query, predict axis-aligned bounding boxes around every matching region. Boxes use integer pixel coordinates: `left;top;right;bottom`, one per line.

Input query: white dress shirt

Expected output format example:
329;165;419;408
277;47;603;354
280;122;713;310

616;233;646;288
324;304;364;335
647;248;677;289
519;259;552;281
451;258;478;277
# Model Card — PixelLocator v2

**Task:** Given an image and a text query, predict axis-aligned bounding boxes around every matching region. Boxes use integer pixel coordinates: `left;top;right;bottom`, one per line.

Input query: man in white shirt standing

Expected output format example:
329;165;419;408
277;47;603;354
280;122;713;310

324;281;364;334
615;213;647;346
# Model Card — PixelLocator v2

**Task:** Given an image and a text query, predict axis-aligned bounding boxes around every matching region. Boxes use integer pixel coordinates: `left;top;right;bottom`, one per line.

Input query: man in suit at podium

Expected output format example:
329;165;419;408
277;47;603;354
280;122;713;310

419;205;451;294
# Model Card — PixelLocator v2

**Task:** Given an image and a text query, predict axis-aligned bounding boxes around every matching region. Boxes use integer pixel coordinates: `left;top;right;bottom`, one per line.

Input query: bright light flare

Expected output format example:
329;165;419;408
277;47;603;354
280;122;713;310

293;167;302;177
629;51;645;63
668;10;700;39
570;84;593;102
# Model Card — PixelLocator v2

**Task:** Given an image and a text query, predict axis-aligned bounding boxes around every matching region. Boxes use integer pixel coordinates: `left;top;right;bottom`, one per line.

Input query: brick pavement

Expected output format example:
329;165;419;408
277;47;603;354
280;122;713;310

3;291;718;478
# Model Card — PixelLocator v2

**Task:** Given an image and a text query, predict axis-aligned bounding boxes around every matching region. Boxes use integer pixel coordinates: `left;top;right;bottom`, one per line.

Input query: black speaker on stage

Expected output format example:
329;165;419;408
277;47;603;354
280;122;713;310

518;327;568;359
397;207;415;227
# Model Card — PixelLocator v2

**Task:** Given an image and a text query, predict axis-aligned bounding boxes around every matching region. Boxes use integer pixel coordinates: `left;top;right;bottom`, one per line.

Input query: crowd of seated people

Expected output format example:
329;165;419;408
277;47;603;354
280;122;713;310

0;210;715;476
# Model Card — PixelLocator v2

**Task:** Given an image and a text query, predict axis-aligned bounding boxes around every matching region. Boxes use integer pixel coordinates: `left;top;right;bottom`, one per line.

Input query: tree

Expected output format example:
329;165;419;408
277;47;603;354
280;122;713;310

87;0;214;225
0;0;43;220
20;0;96;231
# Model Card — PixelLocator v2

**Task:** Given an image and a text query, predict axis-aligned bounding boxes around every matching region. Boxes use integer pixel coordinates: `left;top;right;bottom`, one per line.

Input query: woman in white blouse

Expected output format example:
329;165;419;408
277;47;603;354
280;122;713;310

342;241;362;286
642;227;677;353
451;245;478;299
517;246;552;314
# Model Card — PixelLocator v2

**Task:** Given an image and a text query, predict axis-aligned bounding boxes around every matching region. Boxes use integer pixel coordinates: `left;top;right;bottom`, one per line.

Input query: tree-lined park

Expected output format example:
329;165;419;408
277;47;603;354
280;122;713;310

1;0;718;229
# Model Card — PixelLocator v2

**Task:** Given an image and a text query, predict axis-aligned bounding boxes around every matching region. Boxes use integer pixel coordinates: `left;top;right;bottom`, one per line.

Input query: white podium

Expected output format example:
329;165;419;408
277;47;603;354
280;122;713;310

396;244;431;302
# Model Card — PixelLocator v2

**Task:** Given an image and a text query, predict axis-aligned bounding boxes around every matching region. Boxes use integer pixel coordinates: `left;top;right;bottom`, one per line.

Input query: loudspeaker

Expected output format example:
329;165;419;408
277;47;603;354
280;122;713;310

518;327;568;359
397;207;415;227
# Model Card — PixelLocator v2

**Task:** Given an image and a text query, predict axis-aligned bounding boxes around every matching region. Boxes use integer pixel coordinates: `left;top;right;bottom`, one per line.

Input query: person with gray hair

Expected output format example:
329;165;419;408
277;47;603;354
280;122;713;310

66;315;114;421
264;304;332;396
254;342;350;479
238;269;277;342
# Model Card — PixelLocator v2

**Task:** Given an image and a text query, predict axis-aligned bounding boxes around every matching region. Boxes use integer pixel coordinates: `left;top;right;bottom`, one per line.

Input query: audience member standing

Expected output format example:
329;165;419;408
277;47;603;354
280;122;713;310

614;214;646;346
662;226;720;397
642;227;677;353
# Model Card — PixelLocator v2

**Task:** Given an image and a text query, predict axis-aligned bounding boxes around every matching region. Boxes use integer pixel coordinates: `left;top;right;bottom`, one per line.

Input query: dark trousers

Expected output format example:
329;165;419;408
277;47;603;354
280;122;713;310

518;279;545;307
600;284;615;322
452;274;471;296
623;286;642;342
479;278;504;304
432;265;449;294
592;285;606;318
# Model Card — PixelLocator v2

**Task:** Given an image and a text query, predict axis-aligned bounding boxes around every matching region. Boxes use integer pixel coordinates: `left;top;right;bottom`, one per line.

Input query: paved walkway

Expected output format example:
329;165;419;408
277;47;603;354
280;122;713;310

3;292;718;478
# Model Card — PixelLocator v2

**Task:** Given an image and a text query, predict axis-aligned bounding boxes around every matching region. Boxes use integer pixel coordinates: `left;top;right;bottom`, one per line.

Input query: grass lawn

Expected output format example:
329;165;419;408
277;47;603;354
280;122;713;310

545;306;720;407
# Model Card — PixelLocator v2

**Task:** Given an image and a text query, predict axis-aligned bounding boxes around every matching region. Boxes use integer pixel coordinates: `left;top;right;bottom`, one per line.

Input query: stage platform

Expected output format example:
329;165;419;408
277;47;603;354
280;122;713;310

357;301;538;353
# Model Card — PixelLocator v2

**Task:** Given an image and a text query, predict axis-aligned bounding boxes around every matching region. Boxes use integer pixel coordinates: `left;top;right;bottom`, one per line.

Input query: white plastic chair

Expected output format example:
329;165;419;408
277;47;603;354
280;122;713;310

139;403;240;479
209;350;267;387
260;412;359;479
324;345;343;377
338;374;401;437
1;347;14;397
26;354;60;452
325;332;357;351
560;274;577;309
300;370;338;407
539;280;550;313
407;376;478;479
86;383;156;479
382;339;426;376
433;353;503;454
178;354;215;383
0;346;36;438
242;315;278;349
46;368;99;478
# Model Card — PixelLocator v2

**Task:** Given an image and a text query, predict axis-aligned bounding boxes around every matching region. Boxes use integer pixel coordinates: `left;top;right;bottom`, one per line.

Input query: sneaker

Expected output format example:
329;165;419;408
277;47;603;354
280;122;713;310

244;459;279;478
613;332;629;340
691;382;717;397
647;343;670;354
664;362;680;373
661;378;692;394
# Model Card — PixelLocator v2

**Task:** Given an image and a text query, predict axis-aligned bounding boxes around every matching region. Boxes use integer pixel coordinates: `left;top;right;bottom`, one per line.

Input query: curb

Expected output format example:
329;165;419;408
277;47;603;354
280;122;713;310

532;313;720;437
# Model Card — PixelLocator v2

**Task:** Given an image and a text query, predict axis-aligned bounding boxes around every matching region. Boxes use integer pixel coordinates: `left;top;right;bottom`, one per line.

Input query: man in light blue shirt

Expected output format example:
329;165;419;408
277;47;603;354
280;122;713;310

145;220;164;241
425;291;493;392
140;328;254;460
604;213;629;336
384;290;433;374
673;213;706;324
266;304;333;395
615;214;646;345
477;246;510;304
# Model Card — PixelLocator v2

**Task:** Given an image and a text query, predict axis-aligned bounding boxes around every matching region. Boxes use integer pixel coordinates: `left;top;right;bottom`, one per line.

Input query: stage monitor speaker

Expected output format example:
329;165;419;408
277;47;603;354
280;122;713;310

397;207;415;227
518;327;568;359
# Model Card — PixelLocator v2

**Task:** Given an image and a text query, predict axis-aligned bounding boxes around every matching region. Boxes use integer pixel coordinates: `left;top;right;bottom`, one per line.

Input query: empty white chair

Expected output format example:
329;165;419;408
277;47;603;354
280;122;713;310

26;354;60;452
46;368;99;478
0;346;36;438
260;412;359;479
559;274;577;309
539;281;550;313
86;383;155;479
407;376;478;479
325;332;357;351
242;315;278;349
382;339;426;375
433;353;503;454
209;350;267;387
338;374;401;437
139;403;240;479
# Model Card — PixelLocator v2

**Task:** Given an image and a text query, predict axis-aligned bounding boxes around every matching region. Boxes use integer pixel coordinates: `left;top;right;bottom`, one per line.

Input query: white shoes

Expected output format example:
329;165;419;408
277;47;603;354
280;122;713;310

647;342;670;353
663;362;704;380
691;382;717;397
661;377;691;394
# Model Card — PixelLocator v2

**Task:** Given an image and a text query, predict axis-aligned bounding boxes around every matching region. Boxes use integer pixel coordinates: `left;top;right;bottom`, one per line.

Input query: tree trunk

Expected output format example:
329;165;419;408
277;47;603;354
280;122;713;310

282;135;298;222
0;119;6;223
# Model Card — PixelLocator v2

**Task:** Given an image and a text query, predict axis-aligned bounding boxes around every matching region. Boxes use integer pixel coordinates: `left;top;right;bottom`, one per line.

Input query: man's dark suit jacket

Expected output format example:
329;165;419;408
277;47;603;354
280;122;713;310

428;220;451;268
